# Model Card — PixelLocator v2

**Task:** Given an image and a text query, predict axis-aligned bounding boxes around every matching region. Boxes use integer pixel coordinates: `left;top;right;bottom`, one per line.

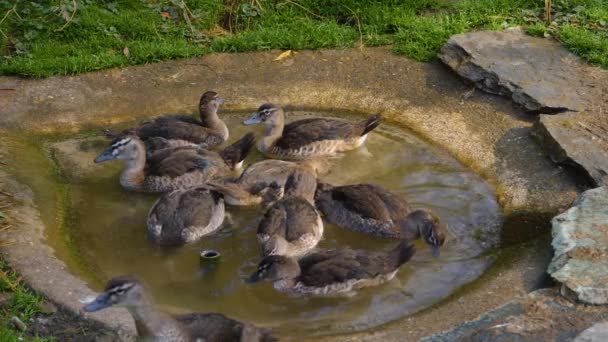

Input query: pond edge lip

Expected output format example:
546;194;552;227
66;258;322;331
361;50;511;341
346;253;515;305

0;46;586;340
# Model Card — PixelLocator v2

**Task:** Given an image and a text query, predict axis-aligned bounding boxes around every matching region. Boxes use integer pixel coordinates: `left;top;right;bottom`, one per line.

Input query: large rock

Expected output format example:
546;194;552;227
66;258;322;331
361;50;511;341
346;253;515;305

533;111;608;186
438;28;592;113
549;187;608;304
575;322;608;342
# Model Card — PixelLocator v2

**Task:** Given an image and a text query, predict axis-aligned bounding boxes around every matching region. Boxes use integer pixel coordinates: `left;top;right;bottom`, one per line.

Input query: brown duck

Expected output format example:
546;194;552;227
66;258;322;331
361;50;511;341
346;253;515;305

106;91;228;151
243;103;381;160
94;133;254;192
315;183;446;256
83;276;277;342
147;187;225;246
256;170;323;257
206;159;319;206
247;242;415;295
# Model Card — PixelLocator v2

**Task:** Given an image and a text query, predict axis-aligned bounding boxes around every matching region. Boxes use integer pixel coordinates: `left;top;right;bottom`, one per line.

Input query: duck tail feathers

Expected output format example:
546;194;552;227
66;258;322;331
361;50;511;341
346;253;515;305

388;241;415;269
220;132;255;168
361;114;381;136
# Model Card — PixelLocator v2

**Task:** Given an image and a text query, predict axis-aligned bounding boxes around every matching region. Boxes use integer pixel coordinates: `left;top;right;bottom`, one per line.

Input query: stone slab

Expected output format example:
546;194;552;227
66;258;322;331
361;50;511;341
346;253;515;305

533;112;608;187
439;28;593;113
575;321;608;342
549;186;608;304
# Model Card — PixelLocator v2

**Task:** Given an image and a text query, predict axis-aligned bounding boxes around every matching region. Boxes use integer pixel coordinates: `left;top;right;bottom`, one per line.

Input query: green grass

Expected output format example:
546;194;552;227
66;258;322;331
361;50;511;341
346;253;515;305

0;260;52;342
0;1;607;75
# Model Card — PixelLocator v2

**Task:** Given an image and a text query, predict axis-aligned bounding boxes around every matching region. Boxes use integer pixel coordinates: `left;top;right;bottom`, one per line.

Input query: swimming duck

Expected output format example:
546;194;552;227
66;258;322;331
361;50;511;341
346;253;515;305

206;159;319;206
105;91;228;151
147;187;224;246
94;133;254;192
257;170;323;257
83;276;276;342
247;242;415;295
242;104;381;160
315;183;446;256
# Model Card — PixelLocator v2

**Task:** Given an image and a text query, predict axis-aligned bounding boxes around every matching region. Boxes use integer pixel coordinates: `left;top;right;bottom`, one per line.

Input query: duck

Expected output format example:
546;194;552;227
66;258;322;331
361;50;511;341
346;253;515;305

256;170;323;257
94;133;254;193
147;187;225;246
242;103;381;160
206;159;319;206
105;91;228;151
314;182;446;256
247;242;415;295
83;276;277;342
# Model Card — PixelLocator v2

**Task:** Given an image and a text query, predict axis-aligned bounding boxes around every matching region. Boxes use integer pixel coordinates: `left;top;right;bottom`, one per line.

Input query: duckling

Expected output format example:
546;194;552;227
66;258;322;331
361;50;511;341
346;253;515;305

243;104;381;160
105;91;228;151
207;160;319;206
83;276;276;342
147;187;224;246
94;133;254;192
315;183;446;256
247;242;415;295
205;181;282;207
257;170;322;257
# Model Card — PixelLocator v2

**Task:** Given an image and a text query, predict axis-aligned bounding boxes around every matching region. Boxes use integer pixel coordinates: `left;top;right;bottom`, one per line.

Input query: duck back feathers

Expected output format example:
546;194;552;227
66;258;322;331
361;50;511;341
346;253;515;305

147;187;224;246
176;312;277;342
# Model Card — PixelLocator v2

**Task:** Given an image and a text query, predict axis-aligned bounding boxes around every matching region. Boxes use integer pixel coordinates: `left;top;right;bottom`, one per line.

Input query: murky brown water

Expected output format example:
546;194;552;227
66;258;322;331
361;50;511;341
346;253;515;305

28;111;502;336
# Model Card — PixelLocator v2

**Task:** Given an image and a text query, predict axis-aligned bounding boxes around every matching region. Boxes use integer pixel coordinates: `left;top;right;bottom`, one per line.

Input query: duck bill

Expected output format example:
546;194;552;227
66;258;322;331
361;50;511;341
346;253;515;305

430;245;441;258
83;293;111;312
243;112;263;125
215;96;225;105
94;148;117;163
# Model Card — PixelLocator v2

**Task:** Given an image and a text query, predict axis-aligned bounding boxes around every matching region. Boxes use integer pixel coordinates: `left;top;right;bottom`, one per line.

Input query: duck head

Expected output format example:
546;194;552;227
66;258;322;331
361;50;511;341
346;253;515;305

246;255;300;284
199;91;224;117
259;181;284;207
83;275;146;312
243;103;283;127
403;210;446;257
94;136;142;163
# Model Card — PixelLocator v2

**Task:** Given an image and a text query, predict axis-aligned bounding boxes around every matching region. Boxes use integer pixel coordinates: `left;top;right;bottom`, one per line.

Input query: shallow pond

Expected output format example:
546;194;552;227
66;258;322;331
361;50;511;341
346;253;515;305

12;111;503;336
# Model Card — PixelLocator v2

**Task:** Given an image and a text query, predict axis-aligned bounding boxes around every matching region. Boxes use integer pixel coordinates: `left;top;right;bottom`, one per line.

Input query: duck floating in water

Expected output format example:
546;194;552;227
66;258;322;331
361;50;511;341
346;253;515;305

94;133;254;192
83;276;277;342
315;183;446;256
206;159;319;206
147;187;225;246
247;241;415;295
243;104;381;160
257;170;322;257
105;91;228;152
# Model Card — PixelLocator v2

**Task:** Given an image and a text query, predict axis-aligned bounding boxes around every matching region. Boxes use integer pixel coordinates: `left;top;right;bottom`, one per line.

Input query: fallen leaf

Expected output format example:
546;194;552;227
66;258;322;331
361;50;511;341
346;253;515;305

123;47;130;57
0;211;5;219
273;50;293;61
160;11;171;19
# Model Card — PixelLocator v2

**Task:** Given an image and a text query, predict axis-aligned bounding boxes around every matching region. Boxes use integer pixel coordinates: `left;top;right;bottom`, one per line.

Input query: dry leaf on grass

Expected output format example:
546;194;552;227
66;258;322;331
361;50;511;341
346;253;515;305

273;50;295;61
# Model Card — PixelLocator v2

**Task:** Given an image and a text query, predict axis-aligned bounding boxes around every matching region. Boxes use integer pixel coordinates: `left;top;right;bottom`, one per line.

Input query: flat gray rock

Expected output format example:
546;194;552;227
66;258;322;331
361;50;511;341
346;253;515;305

439;28;592;113
549;187;608;304
533;112;608;186
575;321;608;342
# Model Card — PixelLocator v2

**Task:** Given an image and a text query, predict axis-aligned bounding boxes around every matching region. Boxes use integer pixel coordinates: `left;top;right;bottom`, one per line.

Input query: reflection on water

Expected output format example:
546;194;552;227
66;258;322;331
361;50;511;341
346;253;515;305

65;112;501;335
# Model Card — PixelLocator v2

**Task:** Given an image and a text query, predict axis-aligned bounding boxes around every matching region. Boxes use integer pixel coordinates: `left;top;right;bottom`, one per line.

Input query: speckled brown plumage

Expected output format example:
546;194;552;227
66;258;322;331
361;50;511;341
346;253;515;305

147;187;225;246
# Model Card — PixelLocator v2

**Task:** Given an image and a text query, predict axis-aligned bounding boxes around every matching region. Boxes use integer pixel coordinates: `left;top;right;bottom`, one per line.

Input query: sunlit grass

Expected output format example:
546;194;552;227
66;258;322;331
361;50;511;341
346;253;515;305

0;1;606;76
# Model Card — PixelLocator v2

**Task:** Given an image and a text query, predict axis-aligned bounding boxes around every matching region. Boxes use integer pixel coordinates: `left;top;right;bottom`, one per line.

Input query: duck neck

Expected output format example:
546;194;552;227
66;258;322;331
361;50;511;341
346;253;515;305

260;112;284;151
127;295;187;341
119;141;146;191
200;103;228;140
